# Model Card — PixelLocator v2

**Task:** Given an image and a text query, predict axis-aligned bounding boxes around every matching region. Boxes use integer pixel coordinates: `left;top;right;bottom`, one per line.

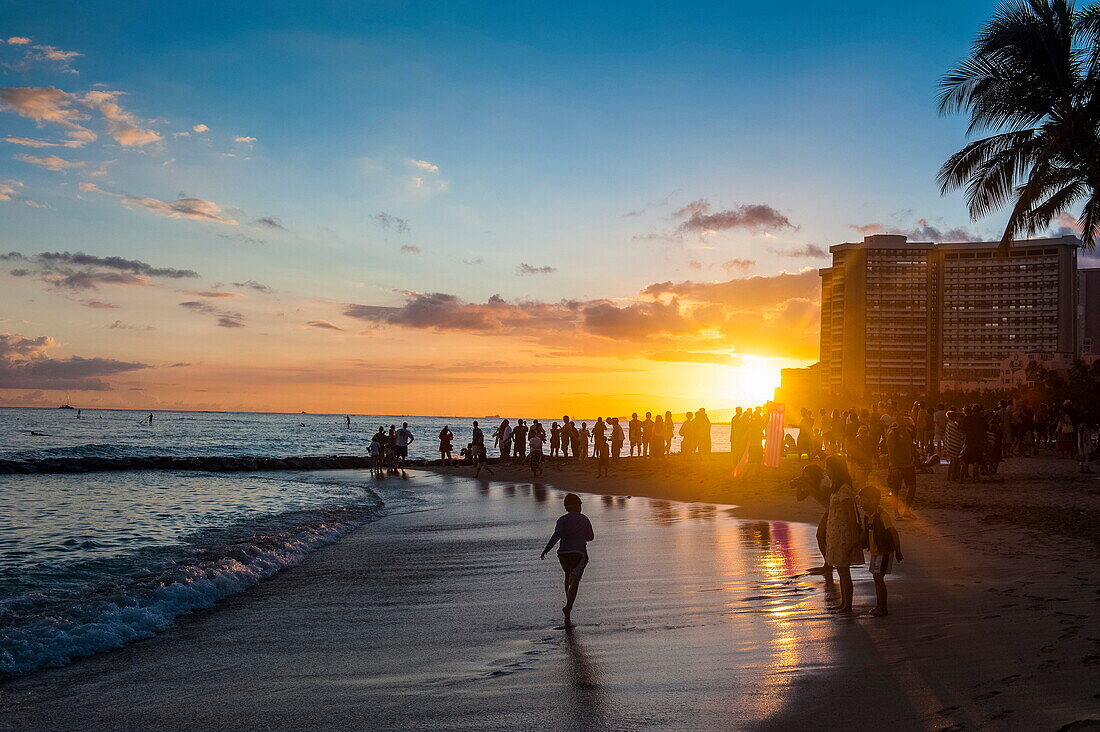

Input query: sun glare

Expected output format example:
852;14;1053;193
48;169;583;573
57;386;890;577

726;358;782;407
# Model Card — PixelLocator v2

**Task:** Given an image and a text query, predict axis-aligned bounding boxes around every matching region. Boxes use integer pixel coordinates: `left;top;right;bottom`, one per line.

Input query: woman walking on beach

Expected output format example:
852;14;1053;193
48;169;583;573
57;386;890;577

540;493;594;629
823;455;863;613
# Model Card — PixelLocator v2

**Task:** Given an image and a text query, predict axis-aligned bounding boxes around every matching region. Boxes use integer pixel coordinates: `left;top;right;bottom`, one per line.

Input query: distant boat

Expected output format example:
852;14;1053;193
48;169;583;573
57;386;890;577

58;403;75;410
483;414;501;419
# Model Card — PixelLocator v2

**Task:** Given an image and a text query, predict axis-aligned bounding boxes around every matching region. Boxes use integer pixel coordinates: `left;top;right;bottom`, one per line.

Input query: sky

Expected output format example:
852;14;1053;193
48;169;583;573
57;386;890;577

0;0;1088;415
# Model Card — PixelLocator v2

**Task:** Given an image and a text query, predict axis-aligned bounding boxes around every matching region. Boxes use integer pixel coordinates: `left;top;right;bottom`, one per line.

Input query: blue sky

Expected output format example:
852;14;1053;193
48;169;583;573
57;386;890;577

2;0;1063;413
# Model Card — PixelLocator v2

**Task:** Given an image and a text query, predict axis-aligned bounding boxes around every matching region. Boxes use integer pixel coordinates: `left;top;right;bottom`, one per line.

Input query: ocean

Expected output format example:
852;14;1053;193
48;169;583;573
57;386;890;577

0;407;739;678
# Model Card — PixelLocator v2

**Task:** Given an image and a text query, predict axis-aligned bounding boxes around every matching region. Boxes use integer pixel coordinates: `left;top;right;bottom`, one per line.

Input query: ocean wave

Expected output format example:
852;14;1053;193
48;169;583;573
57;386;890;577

0;498;383;678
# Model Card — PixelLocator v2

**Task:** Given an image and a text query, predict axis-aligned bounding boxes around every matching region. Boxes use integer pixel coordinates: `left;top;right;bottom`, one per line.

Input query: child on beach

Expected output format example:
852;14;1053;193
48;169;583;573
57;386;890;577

858;486;904;617
823;455;863;613
540;493;594;629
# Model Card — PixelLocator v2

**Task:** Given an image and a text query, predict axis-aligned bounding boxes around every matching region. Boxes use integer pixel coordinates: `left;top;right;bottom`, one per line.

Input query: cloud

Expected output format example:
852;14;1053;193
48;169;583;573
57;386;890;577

675;200;795;234
234;136;256;144
6;38;32;46
80;90;160;146
641;269;820;308
648;350;743;367
79;182;238;225
2;250;198;291
80;299;118;309
107;320;153;331
462;258;484;266
23;200;43;208
232;279;274;294
29;45;82;72
1050;212;1081;237
400;244;422;255
410;159;439;173
178;301;244;328
0;87;95;146
251;216;284;229
341;268;823;359
14;153;84;171
0;179;22;201
719;258;755;274
305;320;341;331
4;135;81;148
0;332;148;391
771;243;828;258
371;211;409;233
188;290;242;299
516;263;556;276
192;123;209;133
849;218;983;242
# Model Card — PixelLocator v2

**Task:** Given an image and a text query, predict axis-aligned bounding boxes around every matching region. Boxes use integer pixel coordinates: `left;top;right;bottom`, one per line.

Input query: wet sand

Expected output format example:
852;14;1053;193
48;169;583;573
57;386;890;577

426;453;1100;730
2;458;1098;730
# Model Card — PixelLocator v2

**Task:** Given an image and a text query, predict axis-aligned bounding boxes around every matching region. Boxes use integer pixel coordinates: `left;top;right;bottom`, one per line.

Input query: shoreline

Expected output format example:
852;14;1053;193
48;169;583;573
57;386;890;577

421;452;1100;728
2;457;1097;729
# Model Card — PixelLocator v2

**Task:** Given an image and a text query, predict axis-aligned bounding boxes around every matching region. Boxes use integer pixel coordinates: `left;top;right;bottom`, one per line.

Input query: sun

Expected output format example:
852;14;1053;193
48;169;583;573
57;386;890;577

724;358;782;407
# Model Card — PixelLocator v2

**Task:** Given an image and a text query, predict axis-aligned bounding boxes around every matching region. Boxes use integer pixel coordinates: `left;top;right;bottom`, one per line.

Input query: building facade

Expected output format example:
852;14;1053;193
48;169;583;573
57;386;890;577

1080;268;1100;356
818;233;1082;400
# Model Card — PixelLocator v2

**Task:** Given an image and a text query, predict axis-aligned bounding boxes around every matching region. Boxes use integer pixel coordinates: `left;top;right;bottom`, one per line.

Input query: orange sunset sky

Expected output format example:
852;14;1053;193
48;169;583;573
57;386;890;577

5;3;1092;415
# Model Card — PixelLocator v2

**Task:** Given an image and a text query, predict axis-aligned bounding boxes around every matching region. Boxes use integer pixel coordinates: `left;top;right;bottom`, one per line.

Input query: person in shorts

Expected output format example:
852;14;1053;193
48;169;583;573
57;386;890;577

394;422;414;468
858;486;904;617
540;493;594;628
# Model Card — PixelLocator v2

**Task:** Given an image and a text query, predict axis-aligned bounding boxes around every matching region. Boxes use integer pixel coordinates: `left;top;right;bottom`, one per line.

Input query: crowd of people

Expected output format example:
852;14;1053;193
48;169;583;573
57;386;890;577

788;398;1097;490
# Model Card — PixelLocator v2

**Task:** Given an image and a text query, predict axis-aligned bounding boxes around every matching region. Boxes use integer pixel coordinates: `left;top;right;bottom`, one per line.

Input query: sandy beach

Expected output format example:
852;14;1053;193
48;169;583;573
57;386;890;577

1;457;1097;730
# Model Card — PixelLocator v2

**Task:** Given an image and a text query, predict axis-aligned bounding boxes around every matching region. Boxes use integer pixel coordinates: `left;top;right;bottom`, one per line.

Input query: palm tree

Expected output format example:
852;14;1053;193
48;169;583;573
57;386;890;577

938;0;1100;249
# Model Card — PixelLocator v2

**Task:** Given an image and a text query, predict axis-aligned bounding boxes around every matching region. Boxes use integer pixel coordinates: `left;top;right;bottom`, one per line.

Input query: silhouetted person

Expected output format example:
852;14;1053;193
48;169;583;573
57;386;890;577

541;493;594;628
640;412;653;456
610;417;624;459
550;421;562;457
628;412;641;456
494;419;512;461
395;422;414;469
438;425;454;466
148;413;154;425
695;408;711;453
792;464;833;578
345;415;351;429
472;420;493;477
513;419;528;461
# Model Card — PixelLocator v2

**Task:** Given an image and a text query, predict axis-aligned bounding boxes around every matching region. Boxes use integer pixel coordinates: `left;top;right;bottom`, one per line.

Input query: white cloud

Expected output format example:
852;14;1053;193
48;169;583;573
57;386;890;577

192;123;209;133
0;179;24;201
13;153;85;172
0;87;95;147
410;159;439;173
6;37;32;45
81;91;161;147
234;135;256;144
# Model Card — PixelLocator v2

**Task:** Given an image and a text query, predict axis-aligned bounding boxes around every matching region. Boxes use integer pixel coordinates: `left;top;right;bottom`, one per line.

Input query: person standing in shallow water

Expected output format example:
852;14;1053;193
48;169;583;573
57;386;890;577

541;493;594;628
824;455;864;613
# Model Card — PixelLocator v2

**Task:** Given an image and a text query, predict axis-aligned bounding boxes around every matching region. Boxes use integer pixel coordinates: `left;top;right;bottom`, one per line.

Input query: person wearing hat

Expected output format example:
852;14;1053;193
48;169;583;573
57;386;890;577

540;493;594;628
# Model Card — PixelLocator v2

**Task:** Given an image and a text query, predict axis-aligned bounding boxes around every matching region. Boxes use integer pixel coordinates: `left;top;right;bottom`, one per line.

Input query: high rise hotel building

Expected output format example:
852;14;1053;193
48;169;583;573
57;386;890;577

818;233;1082;399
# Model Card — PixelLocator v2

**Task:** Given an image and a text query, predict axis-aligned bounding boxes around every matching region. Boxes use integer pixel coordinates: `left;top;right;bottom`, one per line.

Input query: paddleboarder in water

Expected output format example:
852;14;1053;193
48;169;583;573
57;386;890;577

540;493;594;628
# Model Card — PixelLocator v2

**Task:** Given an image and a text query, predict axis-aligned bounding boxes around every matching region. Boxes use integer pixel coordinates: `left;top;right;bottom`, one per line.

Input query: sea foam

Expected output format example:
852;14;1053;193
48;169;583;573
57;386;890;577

0;501;381;678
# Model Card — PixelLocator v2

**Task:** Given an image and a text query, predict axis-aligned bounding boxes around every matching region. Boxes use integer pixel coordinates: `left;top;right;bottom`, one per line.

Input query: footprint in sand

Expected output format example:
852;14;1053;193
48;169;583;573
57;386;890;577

974;690;1001;701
